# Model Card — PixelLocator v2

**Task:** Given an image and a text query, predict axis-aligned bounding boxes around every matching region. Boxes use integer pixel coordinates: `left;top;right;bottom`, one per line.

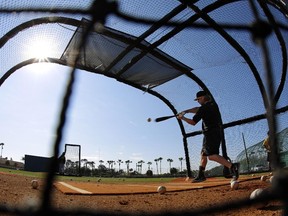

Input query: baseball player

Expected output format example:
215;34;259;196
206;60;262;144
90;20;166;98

177;91;239;182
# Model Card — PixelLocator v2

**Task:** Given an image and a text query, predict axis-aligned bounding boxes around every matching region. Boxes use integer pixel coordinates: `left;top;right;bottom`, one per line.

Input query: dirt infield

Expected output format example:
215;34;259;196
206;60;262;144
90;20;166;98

0;171;285;215
54;176;258;195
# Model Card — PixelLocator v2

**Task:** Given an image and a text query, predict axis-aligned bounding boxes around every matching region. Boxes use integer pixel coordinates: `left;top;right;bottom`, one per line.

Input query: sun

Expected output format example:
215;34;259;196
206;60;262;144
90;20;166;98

25;37;58;73
29;41;52;61
27;38;55;62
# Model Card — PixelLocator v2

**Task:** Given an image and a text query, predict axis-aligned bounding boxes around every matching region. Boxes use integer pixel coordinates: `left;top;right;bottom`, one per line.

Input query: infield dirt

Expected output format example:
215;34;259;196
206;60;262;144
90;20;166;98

0;172;285;215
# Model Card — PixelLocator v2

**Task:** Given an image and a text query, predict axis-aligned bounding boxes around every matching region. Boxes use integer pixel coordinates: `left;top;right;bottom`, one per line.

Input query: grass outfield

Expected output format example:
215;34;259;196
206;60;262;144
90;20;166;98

0;167;177;183
0;167;46;178
1;167;271;185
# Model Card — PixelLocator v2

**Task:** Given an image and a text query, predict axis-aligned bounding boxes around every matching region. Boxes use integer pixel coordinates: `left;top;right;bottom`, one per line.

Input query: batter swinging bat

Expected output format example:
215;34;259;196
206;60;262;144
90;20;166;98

150;112;186;123
155;113;185;122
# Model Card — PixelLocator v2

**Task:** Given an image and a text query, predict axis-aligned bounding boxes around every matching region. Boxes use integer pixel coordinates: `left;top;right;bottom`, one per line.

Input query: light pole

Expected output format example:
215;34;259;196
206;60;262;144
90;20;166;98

0;143;4;158
242;133;250;173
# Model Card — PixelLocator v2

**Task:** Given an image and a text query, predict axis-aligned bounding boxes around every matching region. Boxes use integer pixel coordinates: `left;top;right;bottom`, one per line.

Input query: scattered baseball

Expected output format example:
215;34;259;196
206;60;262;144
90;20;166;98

230;180;239;190
157;186;166;194
260;175;267;182
147;118;151;122
269;176;274;183
250;188;268;209
31;180;39;189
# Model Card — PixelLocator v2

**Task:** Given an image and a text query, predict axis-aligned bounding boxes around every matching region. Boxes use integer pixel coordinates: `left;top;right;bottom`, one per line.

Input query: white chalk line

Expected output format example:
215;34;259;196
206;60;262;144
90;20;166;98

58;181;92;194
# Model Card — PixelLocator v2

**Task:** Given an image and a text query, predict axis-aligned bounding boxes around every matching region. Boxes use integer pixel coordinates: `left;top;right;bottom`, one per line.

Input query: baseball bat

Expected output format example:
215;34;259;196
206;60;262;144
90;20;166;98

154;115;178;122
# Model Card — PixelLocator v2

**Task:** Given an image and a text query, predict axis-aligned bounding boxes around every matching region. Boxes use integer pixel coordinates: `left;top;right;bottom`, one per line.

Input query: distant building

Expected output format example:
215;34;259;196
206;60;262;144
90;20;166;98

24;154;52;172
0;158;24;170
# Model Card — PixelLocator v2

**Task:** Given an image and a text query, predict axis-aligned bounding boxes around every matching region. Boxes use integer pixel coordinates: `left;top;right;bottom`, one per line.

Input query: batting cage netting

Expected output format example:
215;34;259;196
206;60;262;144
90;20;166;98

0;0;288;215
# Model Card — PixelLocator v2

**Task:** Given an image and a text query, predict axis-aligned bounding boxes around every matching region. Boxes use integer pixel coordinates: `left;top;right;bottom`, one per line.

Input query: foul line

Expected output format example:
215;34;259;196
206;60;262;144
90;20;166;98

58;181;92;194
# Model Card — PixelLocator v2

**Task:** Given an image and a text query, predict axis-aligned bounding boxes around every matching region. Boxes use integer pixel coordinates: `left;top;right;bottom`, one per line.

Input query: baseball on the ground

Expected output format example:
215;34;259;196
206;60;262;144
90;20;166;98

230;180;239;190
260;175;267;181
269;176;274;183
31;180;39;189
250;188;268;209
157;186;166;194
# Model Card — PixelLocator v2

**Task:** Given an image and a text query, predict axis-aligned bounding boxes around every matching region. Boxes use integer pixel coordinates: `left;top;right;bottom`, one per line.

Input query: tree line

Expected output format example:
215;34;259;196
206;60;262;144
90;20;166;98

64;157;186;177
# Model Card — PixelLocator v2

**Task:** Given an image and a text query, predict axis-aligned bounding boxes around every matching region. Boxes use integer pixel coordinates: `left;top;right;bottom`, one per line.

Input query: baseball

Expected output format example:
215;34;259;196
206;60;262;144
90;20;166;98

260;175;267;181
230;180;239;190
31;180;39;189
157;185;166;194
269;176;274;183
250;188;268;209
147;118;151;122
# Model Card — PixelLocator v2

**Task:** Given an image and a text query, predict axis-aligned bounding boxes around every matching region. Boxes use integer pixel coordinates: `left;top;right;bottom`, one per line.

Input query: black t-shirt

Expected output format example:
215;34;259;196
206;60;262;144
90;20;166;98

192;101;221;131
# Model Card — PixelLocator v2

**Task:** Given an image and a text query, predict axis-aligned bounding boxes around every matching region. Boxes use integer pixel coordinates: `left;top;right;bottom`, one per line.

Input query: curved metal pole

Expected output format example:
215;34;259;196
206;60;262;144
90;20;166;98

0;17;82;49
258;1;288;104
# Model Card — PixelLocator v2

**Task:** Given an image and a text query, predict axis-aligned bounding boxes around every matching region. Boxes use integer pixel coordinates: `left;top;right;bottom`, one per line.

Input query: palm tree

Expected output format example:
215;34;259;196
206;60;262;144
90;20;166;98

179;157;184;172
90;161;95;170
84;161;89;169
147;161;152;170
154;158;159;175
76;160;81;175
117;159;123;171
136;162;142;173
158;157;163;174
65;159;73;169
107;160;115;170
167;158;173;173
81;159;88;168
138;160;145;174
125;160;132;174
111;161;116;170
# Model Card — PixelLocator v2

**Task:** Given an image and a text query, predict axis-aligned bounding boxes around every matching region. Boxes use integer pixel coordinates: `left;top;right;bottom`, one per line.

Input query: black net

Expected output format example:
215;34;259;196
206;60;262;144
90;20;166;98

0;0;288;215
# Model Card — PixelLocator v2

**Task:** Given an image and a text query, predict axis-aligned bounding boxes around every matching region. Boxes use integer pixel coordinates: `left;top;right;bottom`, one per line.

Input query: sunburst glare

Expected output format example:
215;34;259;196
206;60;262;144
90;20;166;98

27;37;55;62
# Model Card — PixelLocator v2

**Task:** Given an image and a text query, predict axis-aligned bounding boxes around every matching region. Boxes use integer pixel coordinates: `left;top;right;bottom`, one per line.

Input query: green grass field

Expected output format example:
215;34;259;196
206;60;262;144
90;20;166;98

0;167;176;184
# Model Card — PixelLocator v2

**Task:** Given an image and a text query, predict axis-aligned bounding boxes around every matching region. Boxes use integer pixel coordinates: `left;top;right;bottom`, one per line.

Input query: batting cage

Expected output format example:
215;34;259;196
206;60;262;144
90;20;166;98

64;144;81;176
0;0;288;215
